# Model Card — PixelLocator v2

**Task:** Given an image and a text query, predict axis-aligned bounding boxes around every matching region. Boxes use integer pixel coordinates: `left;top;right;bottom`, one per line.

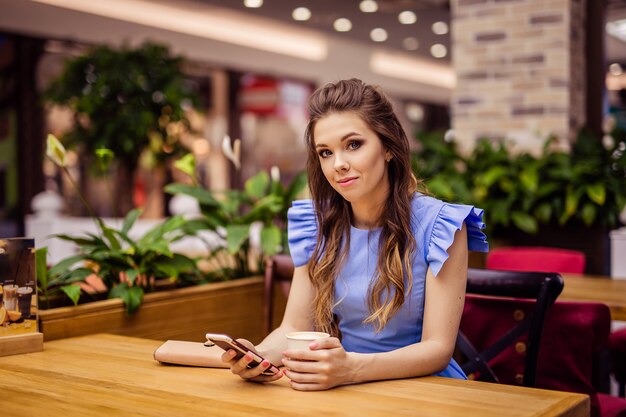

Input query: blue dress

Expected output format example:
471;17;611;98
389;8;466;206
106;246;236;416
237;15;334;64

287;193;489;379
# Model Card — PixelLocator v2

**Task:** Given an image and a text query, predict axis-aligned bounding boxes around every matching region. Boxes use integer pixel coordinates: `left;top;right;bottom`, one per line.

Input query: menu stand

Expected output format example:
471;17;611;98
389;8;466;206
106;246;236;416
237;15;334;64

0;332;44;357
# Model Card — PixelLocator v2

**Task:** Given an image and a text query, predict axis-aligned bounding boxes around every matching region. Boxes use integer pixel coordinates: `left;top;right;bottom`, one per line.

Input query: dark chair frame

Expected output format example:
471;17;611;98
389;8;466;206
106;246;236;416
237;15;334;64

457;268;564;387
263;254;295;336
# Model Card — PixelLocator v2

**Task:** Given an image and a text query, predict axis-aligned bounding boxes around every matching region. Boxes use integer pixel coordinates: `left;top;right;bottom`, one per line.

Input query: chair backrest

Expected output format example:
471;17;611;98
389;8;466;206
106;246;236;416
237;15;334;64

486;246;586;274
457;268;564;387
535;301;611;417
263;254;294;335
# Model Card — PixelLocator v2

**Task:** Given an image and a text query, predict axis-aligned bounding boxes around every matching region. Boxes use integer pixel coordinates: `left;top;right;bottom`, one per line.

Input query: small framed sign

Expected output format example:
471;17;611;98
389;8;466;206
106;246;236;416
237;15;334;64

0;238;43;356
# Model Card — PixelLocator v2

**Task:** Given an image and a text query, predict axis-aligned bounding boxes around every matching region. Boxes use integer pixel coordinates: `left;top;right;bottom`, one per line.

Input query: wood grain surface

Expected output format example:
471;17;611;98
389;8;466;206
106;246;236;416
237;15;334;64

0;334;589;417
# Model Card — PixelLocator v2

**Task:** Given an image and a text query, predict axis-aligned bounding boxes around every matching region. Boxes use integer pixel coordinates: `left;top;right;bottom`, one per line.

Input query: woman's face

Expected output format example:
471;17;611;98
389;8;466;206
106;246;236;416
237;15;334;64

313;111;391;205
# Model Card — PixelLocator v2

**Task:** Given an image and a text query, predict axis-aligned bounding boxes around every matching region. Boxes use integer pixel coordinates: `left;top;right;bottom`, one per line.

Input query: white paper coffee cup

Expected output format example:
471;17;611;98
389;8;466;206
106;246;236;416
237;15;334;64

286;331;330;350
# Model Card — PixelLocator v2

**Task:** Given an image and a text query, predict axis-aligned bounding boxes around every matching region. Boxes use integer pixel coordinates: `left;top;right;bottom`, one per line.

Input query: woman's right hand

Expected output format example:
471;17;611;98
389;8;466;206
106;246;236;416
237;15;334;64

220;338;283;382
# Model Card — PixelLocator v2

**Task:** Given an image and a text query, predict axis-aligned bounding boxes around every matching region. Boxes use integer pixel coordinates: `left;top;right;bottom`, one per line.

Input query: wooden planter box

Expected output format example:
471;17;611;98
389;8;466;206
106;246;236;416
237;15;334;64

38;277;267;344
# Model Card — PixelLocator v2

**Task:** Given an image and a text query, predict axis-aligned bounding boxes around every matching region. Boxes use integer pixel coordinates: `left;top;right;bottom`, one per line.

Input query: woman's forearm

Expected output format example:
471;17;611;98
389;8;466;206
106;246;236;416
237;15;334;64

348;340;453;384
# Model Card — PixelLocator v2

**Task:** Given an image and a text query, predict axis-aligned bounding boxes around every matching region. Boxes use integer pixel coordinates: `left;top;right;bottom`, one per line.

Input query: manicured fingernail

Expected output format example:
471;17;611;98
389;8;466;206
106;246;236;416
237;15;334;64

309;342;317;349
244;354;253;361
228;350;236;357
261;360;270;367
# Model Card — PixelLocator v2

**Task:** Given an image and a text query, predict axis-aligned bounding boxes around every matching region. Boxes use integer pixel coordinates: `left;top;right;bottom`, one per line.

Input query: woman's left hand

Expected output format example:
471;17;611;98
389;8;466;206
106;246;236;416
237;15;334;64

281;337;358;391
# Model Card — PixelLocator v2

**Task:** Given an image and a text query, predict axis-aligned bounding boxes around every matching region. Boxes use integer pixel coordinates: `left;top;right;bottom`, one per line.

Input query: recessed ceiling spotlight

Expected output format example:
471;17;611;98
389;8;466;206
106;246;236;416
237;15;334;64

398;11;417;25
292;7;311;21
432;21;449;35
243;0;263;8
430;43;447;58
370;28;388;42
403;37;419;51
359;0;378;13
609;63;623;76
405;102;425;122
334;18;353;32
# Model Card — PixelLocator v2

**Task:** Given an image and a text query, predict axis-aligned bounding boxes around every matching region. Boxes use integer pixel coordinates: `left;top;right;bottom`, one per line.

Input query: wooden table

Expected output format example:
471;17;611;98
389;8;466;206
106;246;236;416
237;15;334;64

561;274;626;321
0;334;588;417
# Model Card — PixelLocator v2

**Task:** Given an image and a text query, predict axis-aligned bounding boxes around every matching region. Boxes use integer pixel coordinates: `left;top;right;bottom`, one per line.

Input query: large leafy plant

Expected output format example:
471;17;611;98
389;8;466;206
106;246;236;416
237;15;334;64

40;135;200;314
165;150;307;279
412;128;626;234
44;42;199;214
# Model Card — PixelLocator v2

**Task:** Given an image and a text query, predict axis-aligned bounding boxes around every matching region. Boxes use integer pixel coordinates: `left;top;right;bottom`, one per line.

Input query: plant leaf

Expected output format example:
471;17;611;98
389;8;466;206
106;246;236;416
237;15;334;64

519;169;538;193
61;267;95;284
261;225;281;256
173;153;196;180
108;283;144;315
511;212;538;234
164;183;220;207
101;225;121;250
586;183;606;205
581;203;597;226
46;133;67;167
285;171;307;201
124;269;139;284
48;254;87;277
122;208;143;235
245;171;270;200
35;247;49;290
226;224;250;254
60;285;82;306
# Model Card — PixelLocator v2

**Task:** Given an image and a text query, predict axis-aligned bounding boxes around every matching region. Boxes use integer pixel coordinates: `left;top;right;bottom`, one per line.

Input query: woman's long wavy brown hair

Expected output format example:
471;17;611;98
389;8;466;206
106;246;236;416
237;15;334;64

305;78;421;334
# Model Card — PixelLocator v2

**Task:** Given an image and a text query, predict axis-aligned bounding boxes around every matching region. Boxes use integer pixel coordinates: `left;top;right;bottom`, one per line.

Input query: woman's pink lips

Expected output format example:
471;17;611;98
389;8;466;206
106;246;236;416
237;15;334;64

337;177;358;187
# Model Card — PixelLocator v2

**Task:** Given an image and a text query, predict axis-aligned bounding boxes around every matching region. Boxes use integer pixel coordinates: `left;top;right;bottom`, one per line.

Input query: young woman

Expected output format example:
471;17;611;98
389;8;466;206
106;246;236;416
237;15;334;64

221;78;488;390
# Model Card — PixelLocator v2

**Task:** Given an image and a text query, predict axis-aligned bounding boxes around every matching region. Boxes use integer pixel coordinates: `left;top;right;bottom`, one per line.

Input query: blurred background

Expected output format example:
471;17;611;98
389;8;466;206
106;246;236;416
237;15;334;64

0;0;625;273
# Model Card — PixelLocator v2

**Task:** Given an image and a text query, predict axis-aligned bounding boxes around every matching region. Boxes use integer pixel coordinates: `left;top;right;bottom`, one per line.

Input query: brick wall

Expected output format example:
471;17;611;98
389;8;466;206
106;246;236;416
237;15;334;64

451;0;586;154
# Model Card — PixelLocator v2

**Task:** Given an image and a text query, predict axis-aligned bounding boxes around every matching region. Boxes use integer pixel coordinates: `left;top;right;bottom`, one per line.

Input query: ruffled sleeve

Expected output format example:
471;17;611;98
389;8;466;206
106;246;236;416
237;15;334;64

426;203;488;277
287;200;319;267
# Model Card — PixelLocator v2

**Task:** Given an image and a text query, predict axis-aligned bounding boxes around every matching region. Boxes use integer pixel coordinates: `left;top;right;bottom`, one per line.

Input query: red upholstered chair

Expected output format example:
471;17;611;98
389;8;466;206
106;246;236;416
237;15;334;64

483;247;626;416
486;246;586;274
263;254;294;336
610;328;626;397
462;293;626;417
457;269;564;387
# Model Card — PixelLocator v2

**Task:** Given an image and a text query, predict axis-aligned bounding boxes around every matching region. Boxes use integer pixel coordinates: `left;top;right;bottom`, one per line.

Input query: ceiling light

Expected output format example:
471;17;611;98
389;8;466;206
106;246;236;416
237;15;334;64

432;21;449;35
359;0;378;13
403;37;419;51
405;102;424;122
430;43;447;58
370;28;388;42
334;18;352;32
398;11;417;25
607;18;626;42
292;7;311;21
370;51;456;89
243;0;263;8
609;63;623;76
31;0;328;61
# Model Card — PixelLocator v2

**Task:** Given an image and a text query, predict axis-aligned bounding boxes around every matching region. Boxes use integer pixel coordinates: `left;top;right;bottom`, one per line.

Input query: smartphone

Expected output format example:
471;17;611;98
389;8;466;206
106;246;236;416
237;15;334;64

206;333;279;376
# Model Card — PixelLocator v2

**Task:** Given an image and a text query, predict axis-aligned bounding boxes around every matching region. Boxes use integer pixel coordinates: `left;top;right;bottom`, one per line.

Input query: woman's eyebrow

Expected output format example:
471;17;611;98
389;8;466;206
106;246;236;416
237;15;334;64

315;132;360;148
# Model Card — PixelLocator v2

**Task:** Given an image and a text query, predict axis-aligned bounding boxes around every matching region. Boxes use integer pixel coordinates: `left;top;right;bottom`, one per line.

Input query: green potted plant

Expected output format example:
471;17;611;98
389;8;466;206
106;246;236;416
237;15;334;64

165;142;307;280
36;136;305;343
39;135;200;314
411;127;626;274
44;42;199;215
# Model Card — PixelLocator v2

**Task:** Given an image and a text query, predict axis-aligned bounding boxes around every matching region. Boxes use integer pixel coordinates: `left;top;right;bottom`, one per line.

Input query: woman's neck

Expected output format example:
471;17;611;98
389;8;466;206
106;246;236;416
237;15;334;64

350;199;386;230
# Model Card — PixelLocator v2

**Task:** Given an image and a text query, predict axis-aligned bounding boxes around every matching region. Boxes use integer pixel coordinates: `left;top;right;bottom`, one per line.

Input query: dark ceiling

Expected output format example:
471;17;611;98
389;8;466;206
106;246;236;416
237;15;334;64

195;0;626;65
195;0;451;63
